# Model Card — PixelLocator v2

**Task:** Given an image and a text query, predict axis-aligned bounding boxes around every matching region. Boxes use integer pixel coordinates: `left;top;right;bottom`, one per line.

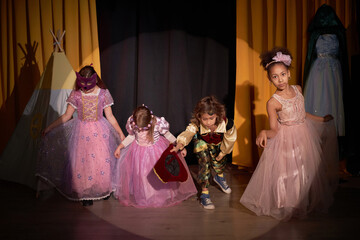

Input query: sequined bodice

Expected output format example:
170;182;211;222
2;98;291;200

316;34;339;56
66;89;114;122
80;93;101;121
272;86;306;126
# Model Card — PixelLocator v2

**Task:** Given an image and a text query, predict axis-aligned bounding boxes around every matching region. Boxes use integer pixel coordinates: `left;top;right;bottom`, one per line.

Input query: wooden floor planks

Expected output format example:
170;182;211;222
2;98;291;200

1;164;359;240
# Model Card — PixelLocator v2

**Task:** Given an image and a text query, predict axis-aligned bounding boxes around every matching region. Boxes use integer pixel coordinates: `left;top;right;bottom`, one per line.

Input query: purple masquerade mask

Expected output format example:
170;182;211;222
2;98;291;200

76;72;97;90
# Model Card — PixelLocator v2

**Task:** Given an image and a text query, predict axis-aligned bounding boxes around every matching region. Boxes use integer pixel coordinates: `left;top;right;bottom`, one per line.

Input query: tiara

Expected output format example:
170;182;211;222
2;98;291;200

130;104;154;131
265;52;292;69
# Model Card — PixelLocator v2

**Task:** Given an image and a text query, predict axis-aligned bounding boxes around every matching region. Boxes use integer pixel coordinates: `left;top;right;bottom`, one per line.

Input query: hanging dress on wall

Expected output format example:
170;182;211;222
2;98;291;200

304;34;345;136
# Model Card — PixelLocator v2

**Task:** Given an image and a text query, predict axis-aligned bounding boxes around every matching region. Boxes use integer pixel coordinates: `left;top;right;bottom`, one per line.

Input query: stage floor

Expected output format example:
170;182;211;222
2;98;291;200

1;164;359;240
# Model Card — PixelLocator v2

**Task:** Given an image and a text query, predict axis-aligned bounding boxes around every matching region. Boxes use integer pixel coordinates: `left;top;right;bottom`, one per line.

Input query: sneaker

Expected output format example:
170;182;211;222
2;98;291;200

200;194;215;210
214;174;232;194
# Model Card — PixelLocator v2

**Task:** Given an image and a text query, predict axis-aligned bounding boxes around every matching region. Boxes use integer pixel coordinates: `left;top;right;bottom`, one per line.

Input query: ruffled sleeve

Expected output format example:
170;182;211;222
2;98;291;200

66;90;78;109
125;116;135;135
119;116;136;147
176;123;198;149
220;118;237;155
156;117;176;143
156;117;170;135
103;89;114;109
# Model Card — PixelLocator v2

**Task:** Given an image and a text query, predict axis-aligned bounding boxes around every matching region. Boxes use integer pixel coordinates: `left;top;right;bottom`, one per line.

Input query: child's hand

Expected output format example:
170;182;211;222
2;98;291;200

216;152;225;161
114;148;121;159
323;114;334;122
180;148;187;157
114;144;124;158
170;143;184;153
256;130;267;148
42;127;51;137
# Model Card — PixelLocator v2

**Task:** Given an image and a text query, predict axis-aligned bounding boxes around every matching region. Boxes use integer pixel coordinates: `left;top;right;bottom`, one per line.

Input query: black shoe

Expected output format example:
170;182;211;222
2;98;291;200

82;200;93;206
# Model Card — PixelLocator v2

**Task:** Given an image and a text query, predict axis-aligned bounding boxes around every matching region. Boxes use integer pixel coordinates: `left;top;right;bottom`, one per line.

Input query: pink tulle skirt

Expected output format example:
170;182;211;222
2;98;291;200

240;119;338;221
37;118;120;201
113;136;197;208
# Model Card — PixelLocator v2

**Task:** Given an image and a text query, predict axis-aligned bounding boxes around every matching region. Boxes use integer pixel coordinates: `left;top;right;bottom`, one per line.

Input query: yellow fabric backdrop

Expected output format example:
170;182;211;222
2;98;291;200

0;0;100;153
233;0;356;170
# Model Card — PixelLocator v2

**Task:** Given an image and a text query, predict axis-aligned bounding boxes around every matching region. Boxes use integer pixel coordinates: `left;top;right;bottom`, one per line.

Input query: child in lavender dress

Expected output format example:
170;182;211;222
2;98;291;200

113;105;197;208
36;65;125;206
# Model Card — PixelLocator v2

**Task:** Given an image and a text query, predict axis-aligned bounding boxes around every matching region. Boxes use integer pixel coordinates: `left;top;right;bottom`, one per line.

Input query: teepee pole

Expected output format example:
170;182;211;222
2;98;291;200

50;29;65;52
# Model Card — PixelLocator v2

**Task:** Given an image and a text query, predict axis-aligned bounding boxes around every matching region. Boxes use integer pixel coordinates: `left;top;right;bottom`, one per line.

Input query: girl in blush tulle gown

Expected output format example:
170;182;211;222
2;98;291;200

36;65;125;206
239;47;338;221
113;105;197;208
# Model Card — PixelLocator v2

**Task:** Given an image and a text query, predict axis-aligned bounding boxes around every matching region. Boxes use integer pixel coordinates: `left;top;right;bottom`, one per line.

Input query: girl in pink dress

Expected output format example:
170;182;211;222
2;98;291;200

36;65;125;206
113;105;197;208
239;47;338;221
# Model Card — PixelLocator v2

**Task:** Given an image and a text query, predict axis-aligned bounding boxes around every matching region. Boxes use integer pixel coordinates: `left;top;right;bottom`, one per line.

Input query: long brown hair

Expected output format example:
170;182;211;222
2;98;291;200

190;95;226;127
132;105;156;142
74;65;107;90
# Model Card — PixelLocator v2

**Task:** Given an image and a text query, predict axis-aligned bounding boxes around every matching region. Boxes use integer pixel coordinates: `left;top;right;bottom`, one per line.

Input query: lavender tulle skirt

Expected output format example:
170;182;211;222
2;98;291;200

36;118;121;201
240;119;338;221
113;136;197;208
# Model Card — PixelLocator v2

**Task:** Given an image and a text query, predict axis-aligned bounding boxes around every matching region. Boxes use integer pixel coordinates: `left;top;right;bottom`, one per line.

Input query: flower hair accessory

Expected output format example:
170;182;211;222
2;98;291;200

130;104;154;131
265;52;292;69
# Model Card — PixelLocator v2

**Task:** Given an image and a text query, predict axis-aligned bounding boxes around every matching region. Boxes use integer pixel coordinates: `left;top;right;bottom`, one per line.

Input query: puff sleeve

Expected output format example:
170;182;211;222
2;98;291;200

125;116;135;135
121;116;135;147
156;117;176;143
176;123;198;149
103;89;114;109
66;90;78;109
219;118;237;155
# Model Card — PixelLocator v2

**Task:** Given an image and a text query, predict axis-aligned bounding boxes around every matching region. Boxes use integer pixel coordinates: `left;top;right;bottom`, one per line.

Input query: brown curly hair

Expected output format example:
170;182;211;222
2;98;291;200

190;95;226;127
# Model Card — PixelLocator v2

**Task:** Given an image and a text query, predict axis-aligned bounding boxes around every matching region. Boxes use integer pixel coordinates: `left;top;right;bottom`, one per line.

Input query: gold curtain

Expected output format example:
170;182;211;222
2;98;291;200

0;0;100;152
233;0;356;170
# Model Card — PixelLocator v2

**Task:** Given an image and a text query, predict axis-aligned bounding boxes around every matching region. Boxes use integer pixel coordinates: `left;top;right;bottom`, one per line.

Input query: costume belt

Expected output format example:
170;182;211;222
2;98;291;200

317;53;337;59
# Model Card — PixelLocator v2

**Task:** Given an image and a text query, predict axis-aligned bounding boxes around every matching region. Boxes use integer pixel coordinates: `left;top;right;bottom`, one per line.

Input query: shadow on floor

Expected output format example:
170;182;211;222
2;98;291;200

1;165;360;239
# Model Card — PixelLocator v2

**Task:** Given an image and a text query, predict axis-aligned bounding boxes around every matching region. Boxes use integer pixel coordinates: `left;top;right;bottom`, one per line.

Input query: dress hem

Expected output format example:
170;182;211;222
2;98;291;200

36;174;115;201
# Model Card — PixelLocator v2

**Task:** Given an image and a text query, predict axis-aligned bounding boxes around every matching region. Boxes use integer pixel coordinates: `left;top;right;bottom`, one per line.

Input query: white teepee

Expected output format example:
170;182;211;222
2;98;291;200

0;31;76;189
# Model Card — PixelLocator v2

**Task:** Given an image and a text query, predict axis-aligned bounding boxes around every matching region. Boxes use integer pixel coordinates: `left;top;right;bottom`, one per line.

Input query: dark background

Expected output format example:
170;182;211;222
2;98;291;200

96;1;360;172
96;0;236;135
